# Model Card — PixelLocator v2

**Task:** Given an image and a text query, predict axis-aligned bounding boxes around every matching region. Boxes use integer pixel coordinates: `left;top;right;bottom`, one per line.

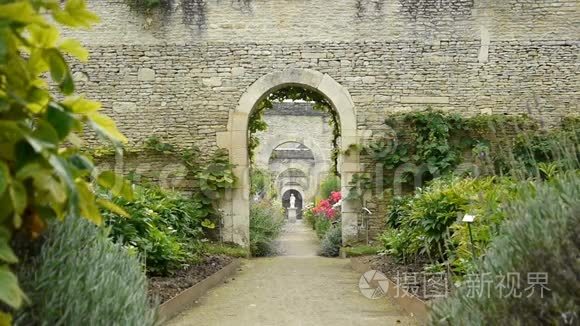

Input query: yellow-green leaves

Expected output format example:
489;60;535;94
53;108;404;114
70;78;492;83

97;171;134;201
63;95;101;114
88;112;129;144
0;2;45;25
46;48;74;95
58;39;89;62
52;0;100;28
0;239;18;264
28;24;60;48
96;198;129;218
0;265;26;309
0;162;9;197
0;0;129;315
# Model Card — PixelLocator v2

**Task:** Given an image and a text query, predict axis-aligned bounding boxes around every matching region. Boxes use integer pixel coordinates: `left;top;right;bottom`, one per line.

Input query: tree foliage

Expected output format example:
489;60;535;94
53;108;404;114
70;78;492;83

0;0;130;315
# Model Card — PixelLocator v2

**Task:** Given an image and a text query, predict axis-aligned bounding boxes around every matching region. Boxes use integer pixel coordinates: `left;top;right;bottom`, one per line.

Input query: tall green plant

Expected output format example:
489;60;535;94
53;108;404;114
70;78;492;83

318;174;340;199
0;0;131;314
249;200;284;257
15;218;157;325
429;174;580;325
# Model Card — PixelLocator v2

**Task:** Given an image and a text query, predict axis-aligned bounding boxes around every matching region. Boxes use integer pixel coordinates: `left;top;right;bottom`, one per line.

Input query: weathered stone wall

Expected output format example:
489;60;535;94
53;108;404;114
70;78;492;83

68;0;579;240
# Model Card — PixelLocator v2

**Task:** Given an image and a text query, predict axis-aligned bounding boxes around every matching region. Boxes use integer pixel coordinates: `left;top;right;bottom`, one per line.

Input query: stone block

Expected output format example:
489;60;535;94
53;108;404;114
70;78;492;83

400;96;450;104
202;77;223;87
137;68;155;81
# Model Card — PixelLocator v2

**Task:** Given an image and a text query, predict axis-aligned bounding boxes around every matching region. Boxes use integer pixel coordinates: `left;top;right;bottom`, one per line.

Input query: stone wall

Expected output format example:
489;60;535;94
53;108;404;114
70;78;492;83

68;0;579;241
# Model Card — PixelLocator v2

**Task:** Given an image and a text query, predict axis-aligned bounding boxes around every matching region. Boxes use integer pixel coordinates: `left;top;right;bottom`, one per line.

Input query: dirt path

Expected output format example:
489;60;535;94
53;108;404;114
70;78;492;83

167;221;415;326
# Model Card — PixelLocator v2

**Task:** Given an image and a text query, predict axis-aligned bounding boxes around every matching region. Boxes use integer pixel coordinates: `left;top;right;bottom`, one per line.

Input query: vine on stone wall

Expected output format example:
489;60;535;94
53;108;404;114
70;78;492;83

347;110;560;200
89;136;236;228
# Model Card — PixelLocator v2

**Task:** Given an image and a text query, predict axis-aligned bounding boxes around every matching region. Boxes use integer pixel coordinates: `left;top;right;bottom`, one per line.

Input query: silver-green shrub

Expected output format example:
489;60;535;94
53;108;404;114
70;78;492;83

15;218;157;326
428;173;580;325
319;225;342;257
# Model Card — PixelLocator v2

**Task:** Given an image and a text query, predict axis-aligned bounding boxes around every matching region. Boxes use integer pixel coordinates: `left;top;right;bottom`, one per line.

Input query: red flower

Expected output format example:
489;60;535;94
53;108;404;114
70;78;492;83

330;191;342;204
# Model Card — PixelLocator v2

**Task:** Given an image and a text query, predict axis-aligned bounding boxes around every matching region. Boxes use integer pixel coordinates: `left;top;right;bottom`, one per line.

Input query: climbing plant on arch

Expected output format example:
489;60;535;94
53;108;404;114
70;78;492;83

217;68;360;247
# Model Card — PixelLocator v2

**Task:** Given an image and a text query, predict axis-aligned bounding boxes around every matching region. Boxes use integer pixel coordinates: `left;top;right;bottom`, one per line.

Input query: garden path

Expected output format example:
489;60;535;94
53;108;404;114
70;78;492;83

167;221;415;326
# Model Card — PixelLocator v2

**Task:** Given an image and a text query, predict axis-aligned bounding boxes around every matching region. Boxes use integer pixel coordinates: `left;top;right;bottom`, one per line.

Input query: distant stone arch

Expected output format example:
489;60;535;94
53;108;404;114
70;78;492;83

281;189;304;219
218;68;360;247
257;137;327;168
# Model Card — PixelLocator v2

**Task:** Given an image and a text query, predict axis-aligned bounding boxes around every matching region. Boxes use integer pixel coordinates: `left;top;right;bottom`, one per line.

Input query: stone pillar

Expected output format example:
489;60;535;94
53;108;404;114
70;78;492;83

287;207;297;223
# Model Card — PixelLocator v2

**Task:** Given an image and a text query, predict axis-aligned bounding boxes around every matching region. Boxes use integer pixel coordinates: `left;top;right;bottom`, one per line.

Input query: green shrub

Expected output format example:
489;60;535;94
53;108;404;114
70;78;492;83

344;245;381;257
15;218;157;326
250;201;284;257
314;218;332;240
318;174;341;199
386;196;411;229
203;243;248;258
303;209;316;230
250;168;276;199
380;177;517;272
319;225;342;257
0;0;131;311
102;184;210;275
429;174;580;325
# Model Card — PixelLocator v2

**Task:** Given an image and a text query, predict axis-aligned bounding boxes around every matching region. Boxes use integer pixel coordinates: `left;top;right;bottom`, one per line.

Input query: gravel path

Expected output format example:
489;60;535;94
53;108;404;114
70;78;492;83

167;221;415;326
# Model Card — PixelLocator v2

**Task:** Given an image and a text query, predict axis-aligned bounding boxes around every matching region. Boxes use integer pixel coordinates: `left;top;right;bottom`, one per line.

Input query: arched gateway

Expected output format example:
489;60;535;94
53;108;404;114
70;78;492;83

217;68;360;247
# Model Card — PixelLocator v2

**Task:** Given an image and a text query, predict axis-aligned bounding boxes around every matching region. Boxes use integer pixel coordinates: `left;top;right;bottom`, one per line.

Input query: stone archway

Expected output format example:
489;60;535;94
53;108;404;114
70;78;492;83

275;167;310;201
217;68;360;247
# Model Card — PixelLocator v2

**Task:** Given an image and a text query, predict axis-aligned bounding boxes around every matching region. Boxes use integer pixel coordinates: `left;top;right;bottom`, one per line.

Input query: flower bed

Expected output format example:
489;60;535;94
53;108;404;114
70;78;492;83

149;255;233;304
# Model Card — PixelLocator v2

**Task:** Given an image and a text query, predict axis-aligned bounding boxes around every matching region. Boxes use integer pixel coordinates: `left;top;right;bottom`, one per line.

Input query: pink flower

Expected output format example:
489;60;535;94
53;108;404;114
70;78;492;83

330;191;342;204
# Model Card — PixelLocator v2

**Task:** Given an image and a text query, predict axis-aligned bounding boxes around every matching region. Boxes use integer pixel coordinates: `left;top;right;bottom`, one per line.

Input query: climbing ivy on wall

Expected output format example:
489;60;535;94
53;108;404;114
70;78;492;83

347;110;557;200
145;136;236;203
248;86;341;175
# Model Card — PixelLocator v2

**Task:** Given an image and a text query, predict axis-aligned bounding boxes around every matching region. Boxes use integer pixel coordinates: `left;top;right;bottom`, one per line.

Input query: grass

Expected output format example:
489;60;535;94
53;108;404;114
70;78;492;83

343;244;382;257
203;243;249;258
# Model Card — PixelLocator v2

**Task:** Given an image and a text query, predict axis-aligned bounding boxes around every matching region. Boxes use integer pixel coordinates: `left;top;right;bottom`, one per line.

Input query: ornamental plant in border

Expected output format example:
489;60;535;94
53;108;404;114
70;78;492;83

0;0;132;319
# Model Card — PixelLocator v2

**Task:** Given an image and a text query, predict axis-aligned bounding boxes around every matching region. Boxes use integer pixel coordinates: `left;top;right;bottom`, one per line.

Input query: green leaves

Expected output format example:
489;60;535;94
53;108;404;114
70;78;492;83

58;39;89;62
88;112;128;144
0;266;26;309
46;48;74;95
0;239;17;264
51;0;100;28
0;0;120;316
0;2;44;24
46;103;78;140
0;162;9;197
97;171;134;201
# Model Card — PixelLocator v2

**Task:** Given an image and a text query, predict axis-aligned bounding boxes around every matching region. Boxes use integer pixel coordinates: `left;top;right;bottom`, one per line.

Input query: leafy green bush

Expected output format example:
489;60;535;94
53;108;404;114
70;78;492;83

303;209;316;230
249;201;284;257
102;183;212;275
318;174;341;199
319;225;342;257
15;218;157;326
381;177;517;272
386;196;411;229
0;0;132;312
314;218;332;240
250;168;275;199
429;174;580;325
